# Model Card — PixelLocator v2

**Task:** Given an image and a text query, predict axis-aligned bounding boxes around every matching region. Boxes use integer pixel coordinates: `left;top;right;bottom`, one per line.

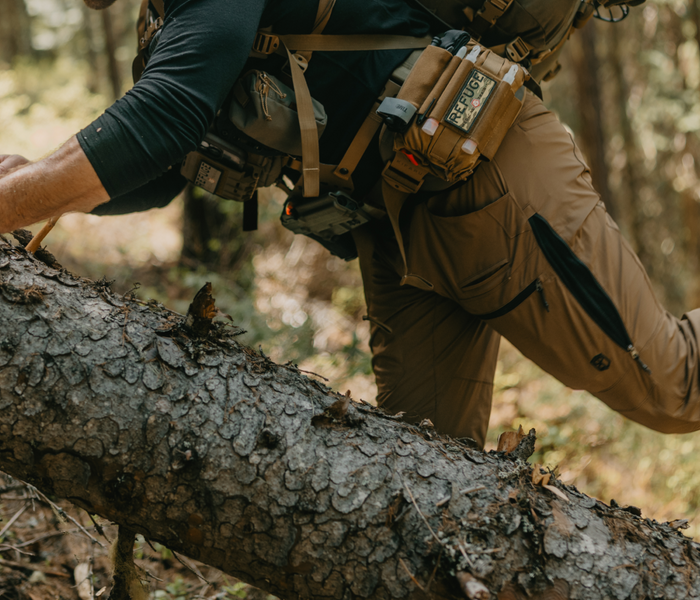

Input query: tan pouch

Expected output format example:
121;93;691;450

389;42;528;185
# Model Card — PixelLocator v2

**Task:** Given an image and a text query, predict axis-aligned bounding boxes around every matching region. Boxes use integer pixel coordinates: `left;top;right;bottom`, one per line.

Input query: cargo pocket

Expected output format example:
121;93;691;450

410;191;540;315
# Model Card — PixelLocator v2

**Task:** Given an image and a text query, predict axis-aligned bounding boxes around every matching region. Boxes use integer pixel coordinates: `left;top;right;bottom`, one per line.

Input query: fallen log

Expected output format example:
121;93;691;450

0;236;698;600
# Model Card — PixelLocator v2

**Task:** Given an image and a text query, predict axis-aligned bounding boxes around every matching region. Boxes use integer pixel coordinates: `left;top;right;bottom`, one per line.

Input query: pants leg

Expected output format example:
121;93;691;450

404;91;700;435
354;223;500;447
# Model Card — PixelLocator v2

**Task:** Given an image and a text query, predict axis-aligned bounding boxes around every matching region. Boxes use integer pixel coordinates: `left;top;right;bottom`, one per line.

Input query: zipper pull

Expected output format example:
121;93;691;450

535;279;550;312
627;345;651;373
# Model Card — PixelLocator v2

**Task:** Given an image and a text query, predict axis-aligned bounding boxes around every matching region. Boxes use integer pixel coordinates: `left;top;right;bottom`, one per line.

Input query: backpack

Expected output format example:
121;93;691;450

132;0;606;263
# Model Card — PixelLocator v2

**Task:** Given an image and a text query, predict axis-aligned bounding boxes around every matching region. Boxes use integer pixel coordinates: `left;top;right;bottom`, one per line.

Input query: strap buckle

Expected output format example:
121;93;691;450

382;151;428;195
506;37;530;62
478;0;514;25
252;32;280;55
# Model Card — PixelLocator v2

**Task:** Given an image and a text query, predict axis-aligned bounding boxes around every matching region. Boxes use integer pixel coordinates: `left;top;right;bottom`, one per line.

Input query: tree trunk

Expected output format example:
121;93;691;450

570;21;616;220
180;185;250;272
608;25;644;258
0;0;31;64
1;237;699;600
82;5;101;95
101;6;123;100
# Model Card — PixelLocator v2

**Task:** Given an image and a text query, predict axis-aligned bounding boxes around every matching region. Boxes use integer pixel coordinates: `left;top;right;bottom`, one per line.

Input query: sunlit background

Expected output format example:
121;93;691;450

2;0;700;596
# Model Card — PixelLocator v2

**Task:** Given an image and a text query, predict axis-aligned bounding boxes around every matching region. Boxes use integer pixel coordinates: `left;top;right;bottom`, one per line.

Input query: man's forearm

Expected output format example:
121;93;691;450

0;136;110;233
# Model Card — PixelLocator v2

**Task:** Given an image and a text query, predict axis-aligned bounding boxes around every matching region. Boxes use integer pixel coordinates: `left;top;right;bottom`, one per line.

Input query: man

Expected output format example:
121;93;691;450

2;0;693;450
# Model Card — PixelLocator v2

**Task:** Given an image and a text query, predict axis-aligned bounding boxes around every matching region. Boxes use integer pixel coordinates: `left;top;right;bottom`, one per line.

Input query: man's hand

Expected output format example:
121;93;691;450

0;154;30;177
0;137;110;233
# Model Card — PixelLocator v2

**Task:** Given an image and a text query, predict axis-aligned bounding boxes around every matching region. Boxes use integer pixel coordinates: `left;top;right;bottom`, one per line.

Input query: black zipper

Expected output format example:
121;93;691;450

529;213;651;374
478;278;548;320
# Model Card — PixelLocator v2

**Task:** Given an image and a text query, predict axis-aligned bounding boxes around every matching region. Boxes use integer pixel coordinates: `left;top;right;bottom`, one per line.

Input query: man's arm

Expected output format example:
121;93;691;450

0;136;109;233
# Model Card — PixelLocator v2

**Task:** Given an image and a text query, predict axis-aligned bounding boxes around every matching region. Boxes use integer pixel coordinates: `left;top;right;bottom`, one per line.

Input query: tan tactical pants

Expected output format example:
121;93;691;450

356;91;700;448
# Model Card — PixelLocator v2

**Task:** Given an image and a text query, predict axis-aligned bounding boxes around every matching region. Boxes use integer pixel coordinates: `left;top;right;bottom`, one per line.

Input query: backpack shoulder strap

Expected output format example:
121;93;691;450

151;0;164;17
296;0;337;67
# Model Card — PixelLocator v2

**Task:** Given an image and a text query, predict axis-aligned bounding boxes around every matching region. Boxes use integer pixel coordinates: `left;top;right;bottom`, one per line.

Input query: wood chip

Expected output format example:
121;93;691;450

543;484;570;503
456;572;489;599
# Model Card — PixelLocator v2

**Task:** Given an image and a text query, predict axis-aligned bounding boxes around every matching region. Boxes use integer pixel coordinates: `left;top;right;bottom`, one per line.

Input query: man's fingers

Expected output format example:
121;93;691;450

0;154;30;177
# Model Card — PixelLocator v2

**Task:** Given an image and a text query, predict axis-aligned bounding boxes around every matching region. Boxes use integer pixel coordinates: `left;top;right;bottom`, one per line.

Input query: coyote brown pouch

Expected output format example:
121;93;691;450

383;42;528;192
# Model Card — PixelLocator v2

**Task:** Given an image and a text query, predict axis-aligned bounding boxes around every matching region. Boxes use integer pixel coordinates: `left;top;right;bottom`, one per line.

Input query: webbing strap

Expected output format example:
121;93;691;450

333;79;401;181
381;182;434;291
285;46;321;197
381;182;410;278
278;34;433;52
312;0;336;32
151;0;164;18
297;0;338;69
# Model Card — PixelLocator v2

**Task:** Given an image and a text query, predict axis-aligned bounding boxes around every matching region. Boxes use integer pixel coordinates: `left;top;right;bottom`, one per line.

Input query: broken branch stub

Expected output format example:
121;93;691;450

184;282;218;337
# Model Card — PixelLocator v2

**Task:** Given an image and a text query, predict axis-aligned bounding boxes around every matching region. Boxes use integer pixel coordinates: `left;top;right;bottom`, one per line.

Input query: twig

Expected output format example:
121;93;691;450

0;557;70;578
0;544;34;556
1;527;86;549
436;496;451;507
457;540;474;569
26;216;60;253
0;505;28;539
173;550;211;584
460;486;485;495
28;486;104;548
282;362;330;382
86;512;112;544
297;368;329;381
140;569;164;583
403;482;443;547
425;548;442;592
398;557;425;592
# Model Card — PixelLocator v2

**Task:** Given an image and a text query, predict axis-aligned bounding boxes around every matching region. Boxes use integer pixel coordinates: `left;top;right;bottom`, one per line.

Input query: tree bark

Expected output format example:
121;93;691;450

1;238;699;600
0;0;32;64
570;21;616;221
101;6;123;100
181;185;250;272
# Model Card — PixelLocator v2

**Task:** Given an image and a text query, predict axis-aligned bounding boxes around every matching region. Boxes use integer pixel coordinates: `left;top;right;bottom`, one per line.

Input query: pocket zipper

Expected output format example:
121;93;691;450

478;278;548;320
536;279;550;312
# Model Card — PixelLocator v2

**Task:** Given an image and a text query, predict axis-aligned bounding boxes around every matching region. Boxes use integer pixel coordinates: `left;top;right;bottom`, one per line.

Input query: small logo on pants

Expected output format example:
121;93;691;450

590;354;611;372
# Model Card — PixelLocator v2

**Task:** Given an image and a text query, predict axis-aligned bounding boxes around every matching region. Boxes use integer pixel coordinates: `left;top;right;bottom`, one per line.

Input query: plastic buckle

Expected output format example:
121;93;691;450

478;0;514;24
506;37;530;62
253;32;280;55
382;152;427;195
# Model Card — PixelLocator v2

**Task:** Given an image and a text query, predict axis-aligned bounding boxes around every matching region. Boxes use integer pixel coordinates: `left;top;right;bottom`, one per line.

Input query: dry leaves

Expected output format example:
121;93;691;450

497;425;525;453
531;464;569;503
